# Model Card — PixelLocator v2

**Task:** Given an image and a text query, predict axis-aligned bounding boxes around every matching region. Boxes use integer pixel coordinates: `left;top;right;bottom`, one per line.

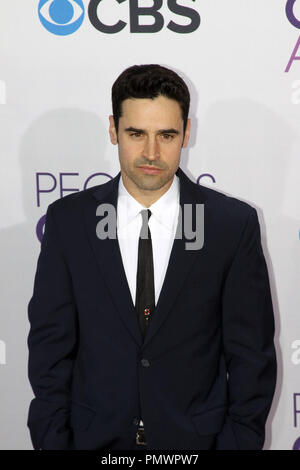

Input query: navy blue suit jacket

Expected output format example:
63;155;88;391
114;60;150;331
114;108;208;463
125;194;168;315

27;166;277;450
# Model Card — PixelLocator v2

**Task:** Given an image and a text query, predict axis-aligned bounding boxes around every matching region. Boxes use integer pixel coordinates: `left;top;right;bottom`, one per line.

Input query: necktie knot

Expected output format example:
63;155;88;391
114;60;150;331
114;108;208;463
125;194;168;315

141;208;151;221
140;209;151;239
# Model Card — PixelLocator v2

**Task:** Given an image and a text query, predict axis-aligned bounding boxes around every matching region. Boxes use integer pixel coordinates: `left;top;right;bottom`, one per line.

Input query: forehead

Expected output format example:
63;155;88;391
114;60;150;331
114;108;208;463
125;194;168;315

120;96;183;128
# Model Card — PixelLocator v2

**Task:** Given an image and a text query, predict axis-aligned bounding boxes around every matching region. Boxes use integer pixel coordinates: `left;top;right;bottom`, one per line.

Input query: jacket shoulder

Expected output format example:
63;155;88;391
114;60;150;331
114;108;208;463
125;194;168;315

196;182;257;220
48;176;115;215
190;181;259;243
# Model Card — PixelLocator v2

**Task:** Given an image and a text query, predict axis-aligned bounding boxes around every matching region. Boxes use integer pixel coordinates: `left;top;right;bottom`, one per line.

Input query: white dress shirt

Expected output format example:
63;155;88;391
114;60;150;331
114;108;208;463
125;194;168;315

117;172;180;427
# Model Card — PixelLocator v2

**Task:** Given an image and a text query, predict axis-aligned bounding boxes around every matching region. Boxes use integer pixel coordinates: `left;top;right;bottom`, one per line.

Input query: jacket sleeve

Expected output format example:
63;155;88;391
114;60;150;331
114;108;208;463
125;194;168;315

27;203;78;450
215;207;277;450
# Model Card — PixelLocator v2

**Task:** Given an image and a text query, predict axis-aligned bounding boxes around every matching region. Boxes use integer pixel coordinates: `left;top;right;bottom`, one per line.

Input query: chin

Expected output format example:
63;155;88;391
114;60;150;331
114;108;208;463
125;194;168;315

137;175;171;191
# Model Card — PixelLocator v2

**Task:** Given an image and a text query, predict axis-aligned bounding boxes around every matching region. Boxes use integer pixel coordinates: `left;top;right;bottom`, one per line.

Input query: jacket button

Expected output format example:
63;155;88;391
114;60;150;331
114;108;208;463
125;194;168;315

141;358;150;367
132;417;139;426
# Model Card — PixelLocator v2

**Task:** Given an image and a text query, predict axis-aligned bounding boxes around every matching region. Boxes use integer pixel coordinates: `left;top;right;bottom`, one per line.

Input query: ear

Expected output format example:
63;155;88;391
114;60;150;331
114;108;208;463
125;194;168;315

109;115;118;145
182;118;191;148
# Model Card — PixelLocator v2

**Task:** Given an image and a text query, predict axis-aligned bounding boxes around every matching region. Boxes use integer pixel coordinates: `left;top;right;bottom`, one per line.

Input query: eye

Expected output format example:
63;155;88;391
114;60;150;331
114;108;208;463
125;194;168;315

39;0;84;26
161;133;174;141
130;132;143;138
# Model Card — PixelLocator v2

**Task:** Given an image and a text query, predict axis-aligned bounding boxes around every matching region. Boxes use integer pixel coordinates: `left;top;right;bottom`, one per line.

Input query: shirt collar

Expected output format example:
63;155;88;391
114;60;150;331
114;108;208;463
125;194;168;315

117;172;180;231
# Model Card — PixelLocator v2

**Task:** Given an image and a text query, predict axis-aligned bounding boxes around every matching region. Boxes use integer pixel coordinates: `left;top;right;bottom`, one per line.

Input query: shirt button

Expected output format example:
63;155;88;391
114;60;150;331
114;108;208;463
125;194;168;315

141;358;150;367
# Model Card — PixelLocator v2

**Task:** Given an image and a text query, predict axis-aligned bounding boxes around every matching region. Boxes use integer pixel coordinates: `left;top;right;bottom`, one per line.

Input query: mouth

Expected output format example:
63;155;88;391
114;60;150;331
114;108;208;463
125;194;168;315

137;166;163;174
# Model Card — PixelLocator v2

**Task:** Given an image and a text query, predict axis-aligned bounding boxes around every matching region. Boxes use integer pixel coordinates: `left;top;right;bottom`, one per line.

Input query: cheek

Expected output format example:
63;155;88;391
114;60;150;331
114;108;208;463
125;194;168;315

122;135;145;150
162;142;182;158
119;141;141;159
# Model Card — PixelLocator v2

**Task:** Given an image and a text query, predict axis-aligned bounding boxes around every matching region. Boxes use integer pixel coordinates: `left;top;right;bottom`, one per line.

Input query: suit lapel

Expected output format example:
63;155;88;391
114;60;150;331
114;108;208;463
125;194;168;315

84;166;206;348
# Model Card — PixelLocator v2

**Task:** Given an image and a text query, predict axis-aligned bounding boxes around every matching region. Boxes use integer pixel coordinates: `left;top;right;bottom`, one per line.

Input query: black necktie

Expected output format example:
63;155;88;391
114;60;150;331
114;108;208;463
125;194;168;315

135;209;155;339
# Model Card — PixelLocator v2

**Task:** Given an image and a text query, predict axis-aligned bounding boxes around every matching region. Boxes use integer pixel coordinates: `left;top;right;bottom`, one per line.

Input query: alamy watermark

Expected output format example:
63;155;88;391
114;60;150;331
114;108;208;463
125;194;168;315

95;203;204;251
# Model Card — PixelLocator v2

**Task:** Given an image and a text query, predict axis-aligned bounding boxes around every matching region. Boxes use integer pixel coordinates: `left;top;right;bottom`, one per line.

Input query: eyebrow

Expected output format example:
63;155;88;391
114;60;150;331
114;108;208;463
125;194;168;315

124;127;180;135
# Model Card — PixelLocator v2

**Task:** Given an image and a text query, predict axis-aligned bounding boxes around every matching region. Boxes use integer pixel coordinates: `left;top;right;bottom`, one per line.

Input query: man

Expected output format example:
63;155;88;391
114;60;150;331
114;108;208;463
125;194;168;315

27;64;277;451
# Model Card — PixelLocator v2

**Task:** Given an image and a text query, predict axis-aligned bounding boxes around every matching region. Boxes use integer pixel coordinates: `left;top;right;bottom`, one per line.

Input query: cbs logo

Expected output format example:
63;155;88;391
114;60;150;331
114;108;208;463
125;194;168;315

38;0;85;36
38;0;201;36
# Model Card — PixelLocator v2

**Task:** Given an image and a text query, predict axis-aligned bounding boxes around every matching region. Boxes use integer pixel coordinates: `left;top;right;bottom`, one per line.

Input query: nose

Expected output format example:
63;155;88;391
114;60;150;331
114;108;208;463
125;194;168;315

143;135;160;161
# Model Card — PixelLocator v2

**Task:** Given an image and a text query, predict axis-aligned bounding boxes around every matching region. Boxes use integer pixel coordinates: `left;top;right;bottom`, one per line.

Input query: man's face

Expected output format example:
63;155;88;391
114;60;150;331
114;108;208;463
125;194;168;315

109;95;190;195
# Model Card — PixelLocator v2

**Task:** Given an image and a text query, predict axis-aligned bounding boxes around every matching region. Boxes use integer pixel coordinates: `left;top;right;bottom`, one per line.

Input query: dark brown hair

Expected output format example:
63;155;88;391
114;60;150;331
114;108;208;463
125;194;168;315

111;64;190;134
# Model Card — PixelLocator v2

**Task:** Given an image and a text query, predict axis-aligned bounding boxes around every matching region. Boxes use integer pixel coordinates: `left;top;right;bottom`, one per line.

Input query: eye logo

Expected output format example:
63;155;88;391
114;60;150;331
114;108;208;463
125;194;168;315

38;0;85;36
286;0;300;28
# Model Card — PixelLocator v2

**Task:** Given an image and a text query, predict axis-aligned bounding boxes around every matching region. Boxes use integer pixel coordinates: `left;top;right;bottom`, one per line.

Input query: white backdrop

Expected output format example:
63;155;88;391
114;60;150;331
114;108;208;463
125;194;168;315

0;0;299;450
